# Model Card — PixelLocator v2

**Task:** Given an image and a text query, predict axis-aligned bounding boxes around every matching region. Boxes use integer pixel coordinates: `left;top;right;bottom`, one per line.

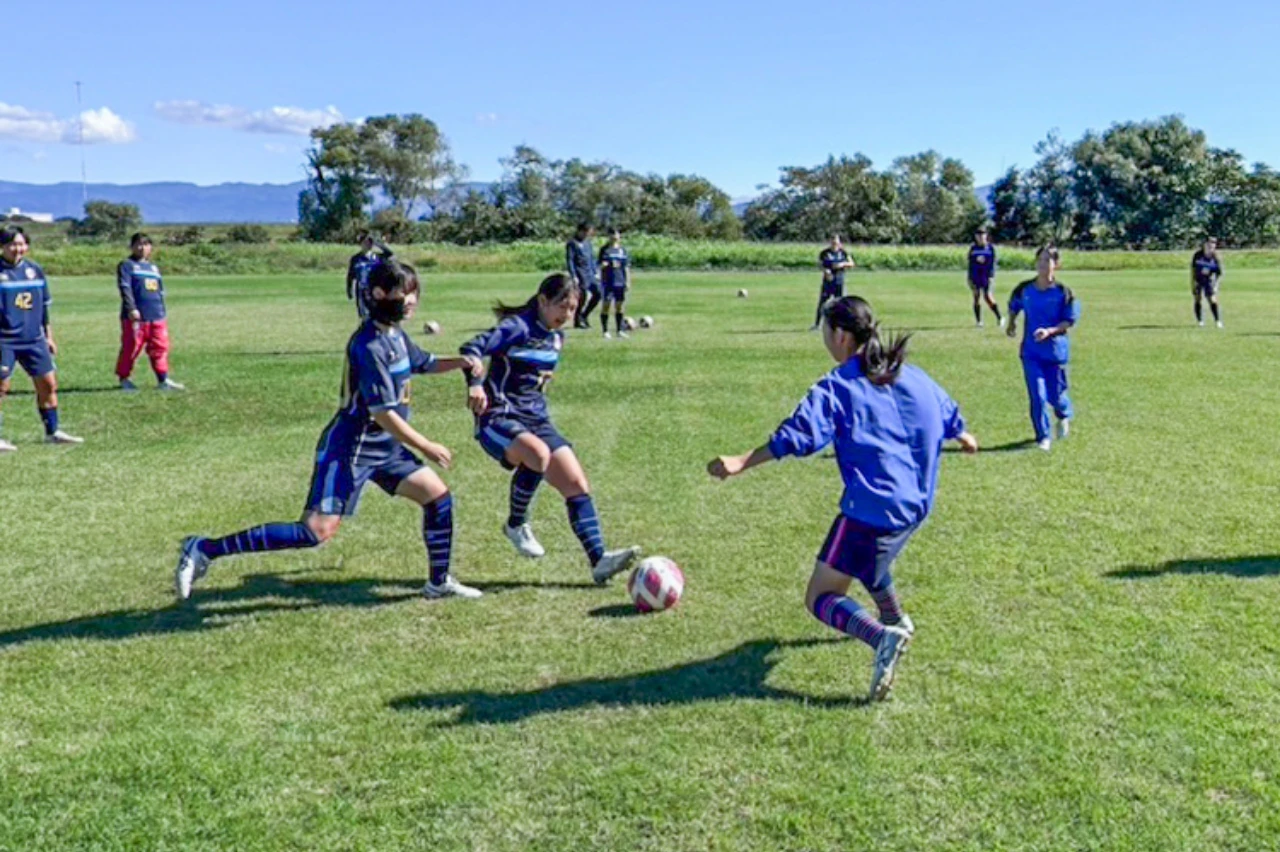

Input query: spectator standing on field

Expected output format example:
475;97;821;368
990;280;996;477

116;233;184;392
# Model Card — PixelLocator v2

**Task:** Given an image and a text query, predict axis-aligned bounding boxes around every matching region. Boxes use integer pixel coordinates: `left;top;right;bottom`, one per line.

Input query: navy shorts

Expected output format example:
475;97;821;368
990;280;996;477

1195;280;1219;298
0;341;56;381
816;515;920;593
602;284;627;302
305;444;423;517
476;415;571;470
969;278;993;293
821;280;844;300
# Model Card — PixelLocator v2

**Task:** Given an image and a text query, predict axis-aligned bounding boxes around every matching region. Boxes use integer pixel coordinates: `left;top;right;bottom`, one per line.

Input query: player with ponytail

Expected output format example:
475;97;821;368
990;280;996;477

708;295;978;701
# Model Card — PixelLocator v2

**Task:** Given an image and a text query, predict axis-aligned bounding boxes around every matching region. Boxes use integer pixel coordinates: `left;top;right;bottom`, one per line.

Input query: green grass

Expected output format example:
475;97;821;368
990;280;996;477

2;269;1279;850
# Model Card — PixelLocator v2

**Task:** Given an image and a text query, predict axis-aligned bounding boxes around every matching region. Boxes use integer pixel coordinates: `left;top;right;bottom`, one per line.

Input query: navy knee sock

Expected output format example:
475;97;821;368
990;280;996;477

507;466;543;528
566;494;605;565
423;493;454;585
199;522;320;560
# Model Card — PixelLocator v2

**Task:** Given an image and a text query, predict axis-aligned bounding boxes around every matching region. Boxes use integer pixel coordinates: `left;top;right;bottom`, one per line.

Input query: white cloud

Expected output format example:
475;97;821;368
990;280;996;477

154;100;343;136
0;102;136;145
475;112;500;126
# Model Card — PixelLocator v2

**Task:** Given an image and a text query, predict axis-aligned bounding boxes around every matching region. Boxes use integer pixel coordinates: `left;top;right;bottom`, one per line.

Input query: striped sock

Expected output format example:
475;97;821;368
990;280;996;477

811;592;885;648
423;493;453;585
39;407;58;436
871;585;904;625
566;494;605;566
199;522;320;560
507;466;543;528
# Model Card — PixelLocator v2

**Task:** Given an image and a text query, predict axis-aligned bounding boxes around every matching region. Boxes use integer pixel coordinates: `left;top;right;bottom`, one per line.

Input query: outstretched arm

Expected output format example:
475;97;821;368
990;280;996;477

373;410;452;469
708;444;776;479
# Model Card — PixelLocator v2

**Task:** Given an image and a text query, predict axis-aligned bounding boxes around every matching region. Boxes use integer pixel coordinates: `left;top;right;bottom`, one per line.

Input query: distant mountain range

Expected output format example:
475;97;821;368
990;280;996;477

0;180;995;225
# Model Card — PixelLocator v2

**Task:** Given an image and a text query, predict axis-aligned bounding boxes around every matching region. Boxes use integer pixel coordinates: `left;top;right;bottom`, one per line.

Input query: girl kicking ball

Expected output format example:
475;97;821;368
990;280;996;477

708;295;977;701
461;272;640;584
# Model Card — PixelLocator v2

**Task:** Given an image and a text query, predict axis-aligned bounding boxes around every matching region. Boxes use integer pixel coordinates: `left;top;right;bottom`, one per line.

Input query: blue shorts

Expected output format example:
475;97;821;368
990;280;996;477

1195;280;1219;298
821;280;844;300
305;444;423;517
476;414;571;470
817;515;920;593
0;341;56;381
969;278;993;293
602;284;627;302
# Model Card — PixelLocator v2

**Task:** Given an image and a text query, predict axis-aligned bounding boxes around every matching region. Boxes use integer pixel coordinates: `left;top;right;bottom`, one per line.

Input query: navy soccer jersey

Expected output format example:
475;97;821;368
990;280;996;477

461;308;564;421
1192;250;1221;287
968;244;996;285
565;239;599;290
598;245;630;290
315;321;437;466
0;258;51;346
1008;280;1081;363
819;248;850;288
117;258;166;321
347;252;384;315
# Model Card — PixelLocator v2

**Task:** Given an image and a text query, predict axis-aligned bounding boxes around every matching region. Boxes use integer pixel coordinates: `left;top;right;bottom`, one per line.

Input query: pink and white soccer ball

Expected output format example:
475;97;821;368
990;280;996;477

627;556;685;613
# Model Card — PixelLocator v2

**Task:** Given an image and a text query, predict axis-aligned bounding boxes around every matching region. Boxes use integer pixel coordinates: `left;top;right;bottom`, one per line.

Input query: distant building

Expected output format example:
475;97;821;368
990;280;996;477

5;208;54;224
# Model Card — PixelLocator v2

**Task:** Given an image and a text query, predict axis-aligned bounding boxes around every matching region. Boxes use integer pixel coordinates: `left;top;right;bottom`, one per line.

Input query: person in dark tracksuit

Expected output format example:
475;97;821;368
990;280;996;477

567;223;601;329
967;229;1003;328
812;235;854;330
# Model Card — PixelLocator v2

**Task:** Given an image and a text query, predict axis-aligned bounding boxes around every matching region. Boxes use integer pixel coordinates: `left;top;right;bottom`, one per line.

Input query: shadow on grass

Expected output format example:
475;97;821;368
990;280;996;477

1116;324;1188;331
1106;556;1280;580
472;580;600;595
588;603;646;619
7;385;123;396
943;439;1037;454
389;637;865;724
225;350;337;358
725;328;804;336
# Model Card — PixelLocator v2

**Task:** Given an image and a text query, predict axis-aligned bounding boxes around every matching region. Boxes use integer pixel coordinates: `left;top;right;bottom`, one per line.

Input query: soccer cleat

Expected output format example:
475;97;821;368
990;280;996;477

1216;320;1224;329
0;438;16;453
602;331;612;340
591;546;641;585
119;378;139;392
422;575;483;599
1057;419;1070;440
886;612;915;637
175;536;211;600
870;625;912;701
617;330;630;339
976;320;985;329
503;523;546;558
158;379;186;391
45;430;84;445
1037;438;1052;452
1197;320;1205;327
998;316;1007;328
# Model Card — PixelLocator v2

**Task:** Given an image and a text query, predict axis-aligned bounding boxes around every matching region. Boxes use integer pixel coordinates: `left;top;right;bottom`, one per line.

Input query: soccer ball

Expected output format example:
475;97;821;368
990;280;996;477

737;289;748;298
639;315;654;328
627;556;685;613
423;320;442;334
622;316;638;331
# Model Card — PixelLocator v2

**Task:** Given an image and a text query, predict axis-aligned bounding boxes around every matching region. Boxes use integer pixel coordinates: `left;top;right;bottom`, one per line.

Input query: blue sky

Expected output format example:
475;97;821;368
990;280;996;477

5;0;1279;197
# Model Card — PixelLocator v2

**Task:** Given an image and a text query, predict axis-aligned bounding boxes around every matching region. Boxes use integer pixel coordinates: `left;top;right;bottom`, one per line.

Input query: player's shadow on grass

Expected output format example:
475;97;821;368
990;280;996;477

942;439;1037;453
1116;324;1187;331
6;385;122;396
1106;556;1280;579
588;603;647;619
389;637;864;724
226;350;338;358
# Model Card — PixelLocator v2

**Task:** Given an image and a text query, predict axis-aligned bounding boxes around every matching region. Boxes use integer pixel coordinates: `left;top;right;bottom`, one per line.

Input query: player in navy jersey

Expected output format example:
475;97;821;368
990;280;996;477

346;231;394;319
461;273;640;582
596;230;631;339
566;223;602;329
1191;237;1223;328
1007;245;1080;451
812;235;854;330
0;226;82;452
175;260;484;601
116;233;184;391
967;229;1003;328
709;295;977;700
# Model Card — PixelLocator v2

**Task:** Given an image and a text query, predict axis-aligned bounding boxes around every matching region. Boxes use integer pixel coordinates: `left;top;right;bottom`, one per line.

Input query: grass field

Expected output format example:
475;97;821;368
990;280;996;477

2;268;1279;851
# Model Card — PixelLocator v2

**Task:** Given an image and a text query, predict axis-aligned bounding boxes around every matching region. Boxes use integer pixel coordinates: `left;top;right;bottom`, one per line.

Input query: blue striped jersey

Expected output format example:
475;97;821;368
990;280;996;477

0;259;51;345
461;308;563;420
117;258;167;321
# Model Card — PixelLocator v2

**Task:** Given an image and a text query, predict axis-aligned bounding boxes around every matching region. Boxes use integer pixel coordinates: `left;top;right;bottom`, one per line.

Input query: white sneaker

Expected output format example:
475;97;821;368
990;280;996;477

1198;320;1205;327
1216;320;1224;329
175;536;210;600
1037;438;1052;452
158;379;186;391
503;523;546;558
602;331;612;340
45;430;84;445
976;320;985;329
591;546;640;585
119;378;139;392
422;575;483;599
0;438;16;453
870;626;912;701
1057;419;1070;440
998;316;1007;328
617;330;630;339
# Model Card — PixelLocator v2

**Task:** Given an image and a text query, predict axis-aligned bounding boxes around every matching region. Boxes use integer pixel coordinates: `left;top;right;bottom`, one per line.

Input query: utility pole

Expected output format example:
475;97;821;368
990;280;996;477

75;81;88;210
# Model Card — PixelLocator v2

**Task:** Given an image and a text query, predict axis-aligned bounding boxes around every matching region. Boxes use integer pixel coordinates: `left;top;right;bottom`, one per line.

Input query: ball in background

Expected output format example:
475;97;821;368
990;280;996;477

737;289;748;298
423;320;442;334
639;315;654;328
622;316;638;331
628;556;685;613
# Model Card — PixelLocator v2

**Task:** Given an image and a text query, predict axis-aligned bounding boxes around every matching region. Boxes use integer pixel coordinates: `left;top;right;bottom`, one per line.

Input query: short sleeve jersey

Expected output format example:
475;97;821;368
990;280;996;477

598;245;630;288
461;308;564;421
117;258;167;321
1192;250;1221;286
0;258;51;345
819;248;850;286
968;244;996;284
318;321;437;465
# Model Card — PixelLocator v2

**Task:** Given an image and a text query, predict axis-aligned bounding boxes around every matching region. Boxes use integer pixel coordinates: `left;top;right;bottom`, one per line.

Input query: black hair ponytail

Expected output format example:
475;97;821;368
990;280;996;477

821;295;911;385
493;272;580;319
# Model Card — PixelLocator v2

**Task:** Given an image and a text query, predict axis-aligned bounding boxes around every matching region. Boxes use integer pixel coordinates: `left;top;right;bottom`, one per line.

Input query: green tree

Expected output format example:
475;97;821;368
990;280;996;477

891;151;985;243
1023;131;1076;245
989;167;1039;244
744;156;902;243
69;200;142;240
359;114;464;218
297;123;370;242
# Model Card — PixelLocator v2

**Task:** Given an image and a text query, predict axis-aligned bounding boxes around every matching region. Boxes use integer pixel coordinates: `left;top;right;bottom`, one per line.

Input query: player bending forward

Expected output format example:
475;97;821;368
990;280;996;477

709;295;977;701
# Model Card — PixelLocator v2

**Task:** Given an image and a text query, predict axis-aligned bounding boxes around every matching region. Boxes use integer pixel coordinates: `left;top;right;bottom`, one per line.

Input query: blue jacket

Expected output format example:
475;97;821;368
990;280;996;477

768;359;966;531
1008;279;1080;364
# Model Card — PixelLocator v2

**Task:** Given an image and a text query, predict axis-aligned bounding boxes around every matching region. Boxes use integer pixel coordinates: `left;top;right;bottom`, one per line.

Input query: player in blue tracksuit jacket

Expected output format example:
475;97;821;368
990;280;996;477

709;295;978;701
967;229;1003;328
1006;245;1080;450
175;260;485;602
566;223;602;329
0;225;82;452
461;272;640;584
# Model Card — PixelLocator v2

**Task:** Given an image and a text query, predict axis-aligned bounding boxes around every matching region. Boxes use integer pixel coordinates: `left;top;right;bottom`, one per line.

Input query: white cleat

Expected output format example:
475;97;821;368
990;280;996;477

591;546;640;585
119;378;139;392
158;379;186;391
175;536;210;601
870;626;912;701
617;330;630;339
976;320;985;329
45;430;84;445
0;438;16;453
1216;320;1224;329
1037;438;1052;452
889;612;915;637
1057;419;1070;440
602;331;612;340
422;575;483;599
998;316;1007;328
1198;320;1205;327
503;523;546;559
